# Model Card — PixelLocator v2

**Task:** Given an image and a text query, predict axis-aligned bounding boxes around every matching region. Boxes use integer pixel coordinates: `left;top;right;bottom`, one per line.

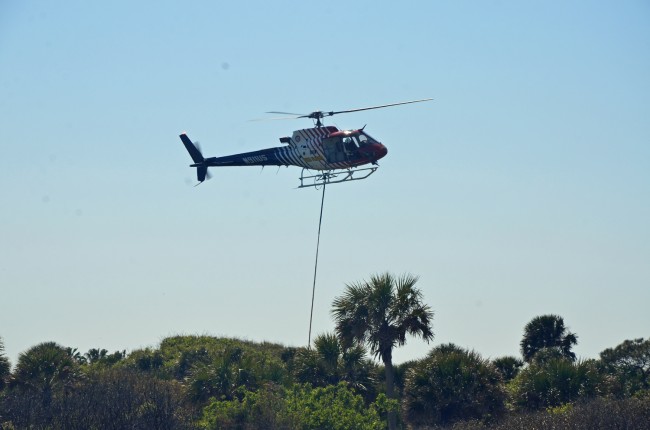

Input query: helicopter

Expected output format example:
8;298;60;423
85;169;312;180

180;98;432;188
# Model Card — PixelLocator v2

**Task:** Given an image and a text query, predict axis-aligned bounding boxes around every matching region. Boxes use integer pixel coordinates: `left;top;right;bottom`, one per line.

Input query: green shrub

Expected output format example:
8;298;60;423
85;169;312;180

284;383;392;430
402;344;506;427
509;358;604;410
199;384;292;429
199;383;394;430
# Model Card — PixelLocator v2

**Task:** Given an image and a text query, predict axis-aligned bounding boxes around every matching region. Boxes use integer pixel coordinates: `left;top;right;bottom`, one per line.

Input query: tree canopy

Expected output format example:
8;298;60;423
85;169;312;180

3;293;649;429
600;337;650;395
520;314;578;363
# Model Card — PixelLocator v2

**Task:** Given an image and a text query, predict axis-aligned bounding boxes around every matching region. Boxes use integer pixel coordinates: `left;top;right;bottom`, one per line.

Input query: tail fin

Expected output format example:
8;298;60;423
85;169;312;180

180;133;204;163
180;133;210;183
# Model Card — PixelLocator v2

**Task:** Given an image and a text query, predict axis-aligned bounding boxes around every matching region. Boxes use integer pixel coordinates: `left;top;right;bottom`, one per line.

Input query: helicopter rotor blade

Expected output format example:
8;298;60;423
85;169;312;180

265;111;306;116
327;98;433;117
249;115;302;122
255;98;433;125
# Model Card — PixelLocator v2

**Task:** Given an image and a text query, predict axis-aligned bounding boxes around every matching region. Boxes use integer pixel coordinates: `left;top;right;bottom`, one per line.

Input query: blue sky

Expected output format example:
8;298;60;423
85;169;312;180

1;1;649;365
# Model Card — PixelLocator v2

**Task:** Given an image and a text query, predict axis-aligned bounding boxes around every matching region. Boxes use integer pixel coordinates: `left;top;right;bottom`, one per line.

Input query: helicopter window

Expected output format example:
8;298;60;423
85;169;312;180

357;134;368;146
343;136;358;151
322;136;361;163
322;137;345;163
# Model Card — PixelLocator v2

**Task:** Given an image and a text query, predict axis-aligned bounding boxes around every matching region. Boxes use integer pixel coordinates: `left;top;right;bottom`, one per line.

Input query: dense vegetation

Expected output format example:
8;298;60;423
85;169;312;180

1;274;649;429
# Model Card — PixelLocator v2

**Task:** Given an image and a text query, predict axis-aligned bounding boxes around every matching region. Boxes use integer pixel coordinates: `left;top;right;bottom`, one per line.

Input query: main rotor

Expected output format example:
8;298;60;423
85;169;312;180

265;98;433;127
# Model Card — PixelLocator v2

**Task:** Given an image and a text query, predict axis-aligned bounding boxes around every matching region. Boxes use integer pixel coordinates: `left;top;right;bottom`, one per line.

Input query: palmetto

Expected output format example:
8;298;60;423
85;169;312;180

331;272;434;430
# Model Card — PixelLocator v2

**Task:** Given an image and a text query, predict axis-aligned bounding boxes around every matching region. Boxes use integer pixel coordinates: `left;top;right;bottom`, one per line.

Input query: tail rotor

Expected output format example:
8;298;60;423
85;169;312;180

180;133;212;184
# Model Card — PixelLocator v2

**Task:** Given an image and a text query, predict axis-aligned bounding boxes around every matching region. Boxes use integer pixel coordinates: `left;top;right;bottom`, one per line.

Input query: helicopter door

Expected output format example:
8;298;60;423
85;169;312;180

322;137;347;163
342;136;359;159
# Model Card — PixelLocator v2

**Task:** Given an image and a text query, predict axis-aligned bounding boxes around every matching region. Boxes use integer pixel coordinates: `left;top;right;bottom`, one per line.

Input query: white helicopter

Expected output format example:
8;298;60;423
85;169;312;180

180;98;432;188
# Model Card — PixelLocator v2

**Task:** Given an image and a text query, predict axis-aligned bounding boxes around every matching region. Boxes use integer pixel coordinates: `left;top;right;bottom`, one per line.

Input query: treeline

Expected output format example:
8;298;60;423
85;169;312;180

1;274;649;429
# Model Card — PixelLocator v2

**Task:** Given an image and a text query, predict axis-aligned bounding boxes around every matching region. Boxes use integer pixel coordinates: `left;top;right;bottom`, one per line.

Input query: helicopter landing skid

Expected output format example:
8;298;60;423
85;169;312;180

298;166;378;189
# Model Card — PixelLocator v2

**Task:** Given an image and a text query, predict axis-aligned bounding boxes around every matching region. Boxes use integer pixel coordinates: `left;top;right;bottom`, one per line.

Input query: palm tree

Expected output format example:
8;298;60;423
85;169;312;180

293;332;376;395
492;355;524;381
85;348;108;364
520;314;578;363
13;342;79;406
66;347;86;364
332;272;434;430
313;332;342;384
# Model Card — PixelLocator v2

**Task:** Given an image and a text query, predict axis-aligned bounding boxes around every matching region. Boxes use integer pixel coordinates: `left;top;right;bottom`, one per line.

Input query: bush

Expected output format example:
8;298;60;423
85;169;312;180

284;383;392;430
158;336;289;384
402;344;506;427
449;395;650;430
199;383;395;430
291;334;377;399
1;368;192;429
121;336;290;405
509;358;605;410
198;384;292;429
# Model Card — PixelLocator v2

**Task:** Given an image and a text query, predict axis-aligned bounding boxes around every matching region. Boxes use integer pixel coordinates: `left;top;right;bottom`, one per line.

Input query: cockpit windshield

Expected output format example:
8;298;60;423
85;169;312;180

322;130;381;163
345;131;378;148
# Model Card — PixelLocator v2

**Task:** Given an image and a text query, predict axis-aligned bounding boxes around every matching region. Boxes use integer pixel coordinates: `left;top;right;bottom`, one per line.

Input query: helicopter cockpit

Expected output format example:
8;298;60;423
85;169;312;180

322;130;380;163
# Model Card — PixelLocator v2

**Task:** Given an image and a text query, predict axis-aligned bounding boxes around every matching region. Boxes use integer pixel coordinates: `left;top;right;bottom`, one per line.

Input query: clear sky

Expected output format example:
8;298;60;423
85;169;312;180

1;1;649;366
